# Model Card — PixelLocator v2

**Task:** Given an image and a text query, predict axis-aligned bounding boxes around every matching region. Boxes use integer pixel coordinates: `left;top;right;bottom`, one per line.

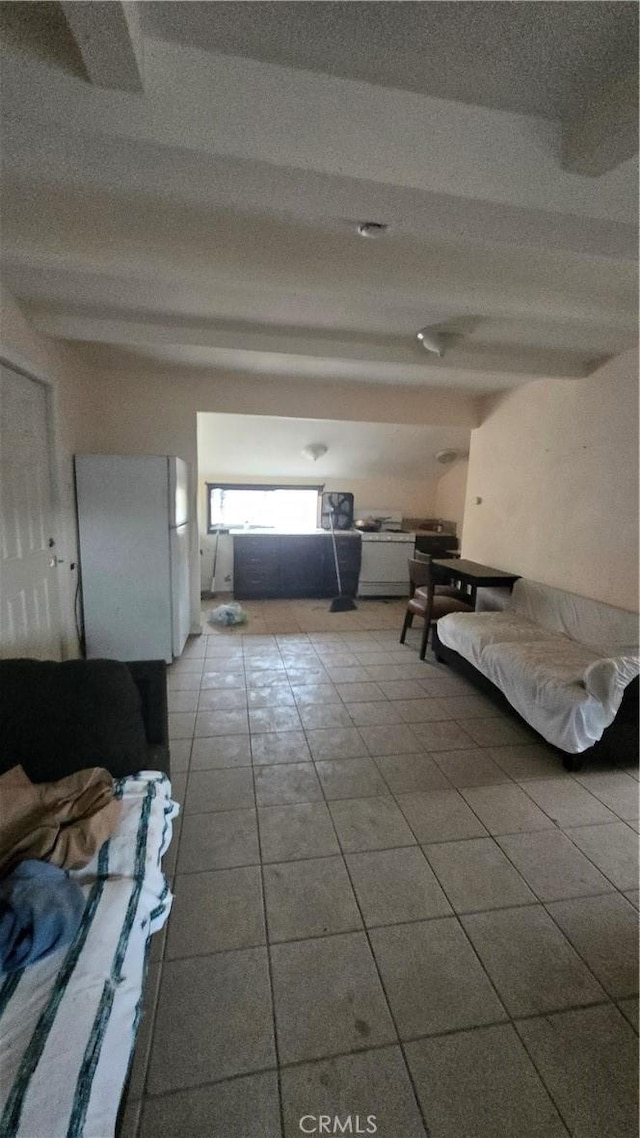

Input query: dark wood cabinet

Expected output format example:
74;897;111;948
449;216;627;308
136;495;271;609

233;534;361;600
414;533;459;558
280;536;326;597
232;535;281;599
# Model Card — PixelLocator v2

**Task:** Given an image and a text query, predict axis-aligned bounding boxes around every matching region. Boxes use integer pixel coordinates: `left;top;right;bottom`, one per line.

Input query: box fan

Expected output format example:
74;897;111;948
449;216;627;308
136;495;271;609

320;492;354;531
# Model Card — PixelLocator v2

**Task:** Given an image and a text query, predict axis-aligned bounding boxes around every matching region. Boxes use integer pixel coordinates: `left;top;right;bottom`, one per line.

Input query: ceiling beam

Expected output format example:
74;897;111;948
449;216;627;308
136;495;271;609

60;1;144;92
26;309;603;380
1;40;634;224
562;72;638;177
2;120;635;262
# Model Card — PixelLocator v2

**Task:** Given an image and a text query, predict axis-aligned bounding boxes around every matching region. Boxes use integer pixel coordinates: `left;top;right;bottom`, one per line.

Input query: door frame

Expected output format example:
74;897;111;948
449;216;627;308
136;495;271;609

0;345;68;659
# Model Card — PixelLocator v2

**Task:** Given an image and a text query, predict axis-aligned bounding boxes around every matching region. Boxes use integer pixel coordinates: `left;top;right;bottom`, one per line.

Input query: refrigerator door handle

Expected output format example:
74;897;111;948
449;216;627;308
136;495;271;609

169;456;190;529
170;522;191;657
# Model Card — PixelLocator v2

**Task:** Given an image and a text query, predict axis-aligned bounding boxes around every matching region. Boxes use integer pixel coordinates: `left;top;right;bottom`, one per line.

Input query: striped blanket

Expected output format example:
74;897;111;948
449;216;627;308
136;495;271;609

0;772;178;1138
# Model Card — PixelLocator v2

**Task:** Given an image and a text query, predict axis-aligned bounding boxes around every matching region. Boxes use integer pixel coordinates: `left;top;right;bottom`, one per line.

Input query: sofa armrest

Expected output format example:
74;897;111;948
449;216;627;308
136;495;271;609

582;656;640;714
125;660;170;777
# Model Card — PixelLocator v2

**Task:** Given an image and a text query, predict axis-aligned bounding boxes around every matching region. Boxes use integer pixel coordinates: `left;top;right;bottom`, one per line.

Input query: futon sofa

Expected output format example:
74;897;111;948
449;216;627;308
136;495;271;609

433;578;639;770
0;658;176;1138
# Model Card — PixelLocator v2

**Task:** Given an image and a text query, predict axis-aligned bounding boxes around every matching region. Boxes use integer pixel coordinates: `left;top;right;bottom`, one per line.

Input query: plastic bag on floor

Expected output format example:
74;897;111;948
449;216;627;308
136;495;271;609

207;602;248;627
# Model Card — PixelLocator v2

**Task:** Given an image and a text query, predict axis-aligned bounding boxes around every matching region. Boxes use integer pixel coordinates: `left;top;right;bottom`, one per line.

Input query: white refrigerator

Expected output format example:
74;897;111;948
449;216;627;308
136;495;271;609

75;454;191;663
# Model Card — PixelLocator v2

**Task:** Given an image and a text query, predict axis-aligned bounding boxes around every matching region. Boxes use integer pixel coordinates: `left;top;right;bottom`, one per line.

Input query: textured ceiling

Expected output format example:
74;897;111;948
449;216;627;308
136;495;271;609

0;1;637;395
142;1;638;119
196;413;472;482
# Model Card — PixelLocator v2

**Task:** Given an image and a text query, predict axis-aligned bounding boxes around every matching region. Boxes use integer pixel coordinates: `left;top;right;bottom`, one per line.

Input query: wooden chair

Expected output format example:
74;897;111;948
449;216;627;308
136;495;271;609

414;550;466;600
400;557;474;660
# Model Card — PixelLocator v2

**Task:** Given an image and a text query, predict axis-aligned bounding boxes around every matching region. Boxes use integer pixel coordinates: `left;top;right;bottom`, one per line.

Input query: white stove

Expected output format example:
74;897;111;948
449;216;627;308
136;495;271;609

355;510;416;596
360;531;417;542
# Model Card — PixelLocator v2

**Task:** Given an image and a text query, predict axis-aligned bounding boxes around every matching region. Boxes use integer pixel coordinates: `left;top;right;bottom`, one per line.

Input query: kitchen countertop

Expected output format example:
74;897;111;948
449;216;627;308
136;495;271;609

359;530;417;542
229;528;361;537
225;528;455;539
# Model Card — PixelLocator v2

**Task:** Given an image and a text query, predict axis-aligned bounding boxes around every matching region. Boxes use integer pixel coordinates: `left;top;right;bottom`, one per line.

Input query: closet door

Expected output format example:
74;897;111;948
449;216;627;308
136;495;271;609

0;363;62;658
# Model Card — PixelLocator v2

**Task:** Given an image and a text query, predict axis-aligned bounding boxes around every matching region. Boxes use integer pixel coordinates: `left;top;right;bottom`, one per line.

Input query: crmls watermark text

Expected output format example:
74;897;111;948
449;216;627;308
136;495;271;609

299;1116;377;1134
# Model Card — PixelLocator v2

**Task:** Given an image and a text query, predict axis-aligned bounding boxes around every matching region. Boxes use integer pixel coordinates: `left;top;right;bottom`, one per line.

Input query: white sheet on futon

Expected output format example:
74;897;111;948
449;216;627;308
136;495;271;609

509;578;639;655
437;580;639;754
0;771;178;1138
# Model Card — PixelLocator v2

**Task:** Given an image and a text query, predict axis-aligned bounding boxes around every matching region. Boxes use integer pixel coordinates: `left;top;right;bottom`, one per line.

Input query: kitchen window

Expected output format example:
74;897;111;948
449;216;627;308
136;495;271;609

207;484;322;532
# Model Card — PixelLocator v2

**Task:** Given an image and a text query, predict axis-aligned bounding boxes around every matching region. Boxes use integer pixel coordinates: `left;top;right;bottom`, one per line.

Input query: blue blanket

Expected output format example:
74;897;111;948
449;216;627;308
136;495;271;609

0;860;85;973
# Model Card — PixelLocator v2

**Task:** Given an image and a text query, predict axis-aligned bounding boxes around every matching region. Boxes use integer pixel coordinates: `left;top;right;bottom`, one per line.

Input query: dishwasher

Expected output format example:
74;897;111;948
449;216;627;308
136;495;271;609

357;531;416;596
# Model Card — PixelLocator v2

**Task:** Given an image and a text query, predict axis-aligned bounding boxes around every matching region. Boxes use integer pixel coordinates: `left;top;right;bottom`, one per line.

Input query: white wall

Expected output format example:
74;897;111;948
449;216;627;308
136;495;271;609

0;285;90;656
435;459;469;537
461;351;639;611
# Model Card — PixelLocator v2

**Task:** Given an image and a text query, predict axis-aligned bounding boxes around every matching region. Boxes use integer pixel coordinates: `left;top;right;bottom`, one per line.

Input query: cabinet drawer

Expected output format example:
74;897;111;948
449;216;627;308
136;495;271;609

233;537;281;598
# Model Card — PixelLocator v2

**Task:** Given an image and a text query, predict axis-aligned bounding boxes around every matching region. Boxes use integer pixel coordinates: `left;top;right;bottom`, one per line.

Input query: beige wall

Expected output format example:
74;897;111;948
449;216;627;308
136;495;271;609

435;459;469;537
0;285;91;656
462;350;639;611
84;357;479;427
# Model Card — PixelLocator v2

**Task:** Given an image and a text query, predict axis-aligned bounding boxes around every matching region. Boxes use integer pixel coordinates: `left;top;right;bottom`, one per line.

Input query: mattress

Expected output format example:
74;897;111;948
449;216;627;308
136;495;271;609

0;771;178;1138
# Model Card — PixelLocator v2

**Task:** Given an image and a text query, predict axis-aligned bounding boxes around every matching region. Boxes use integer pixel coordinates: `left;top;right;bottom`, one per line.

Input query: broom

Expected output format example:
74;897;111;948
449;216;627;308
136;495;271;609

328;509;358;612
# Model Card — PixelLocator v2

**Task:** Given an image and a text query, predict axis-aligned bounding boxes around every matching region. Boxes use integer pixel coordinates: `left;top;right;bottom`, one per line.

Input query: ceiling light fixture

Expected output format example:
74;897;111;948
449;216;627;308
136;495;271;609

436;449;460;465
302;443;328;462
417;327;446;357
357;221;388;238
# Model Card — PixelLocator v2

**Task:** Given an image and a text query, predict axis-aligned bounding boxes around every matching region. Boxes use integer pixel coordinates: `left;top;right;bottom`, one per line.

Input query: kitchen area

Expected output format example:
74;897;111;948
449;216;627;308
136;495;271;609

355;511;458;598
197;411;470;604
215;506;460;602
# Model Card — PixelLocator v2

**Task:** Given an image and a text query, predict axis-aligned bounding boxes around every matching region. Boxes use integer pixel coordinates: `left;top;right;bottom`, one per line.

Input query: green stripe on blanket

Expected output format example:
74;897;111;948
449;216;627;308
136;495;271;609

0;841;111;1137
66;783;155;1138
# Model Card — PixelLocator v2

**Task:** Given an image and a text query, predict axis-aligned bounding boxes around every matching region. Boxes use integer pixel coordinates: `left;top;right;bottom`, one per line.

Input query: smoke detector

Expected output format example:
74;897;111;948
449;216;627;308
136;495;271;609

357;221;388;238
417;327;446;357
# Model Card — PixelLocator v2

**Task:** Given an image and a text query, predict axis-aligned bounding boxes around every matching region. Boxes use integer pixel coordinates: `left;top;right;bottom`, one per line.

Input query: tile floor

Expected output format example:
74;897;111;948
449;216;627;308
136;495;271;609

123;598;639;1138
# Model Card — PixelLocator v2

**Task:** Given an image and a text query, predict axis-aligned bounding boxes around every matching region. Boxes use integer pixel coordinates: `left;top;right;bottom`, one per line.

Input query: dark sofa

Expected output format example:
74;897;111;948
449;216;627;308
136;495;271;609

0;656;173;1138
0;657;170;782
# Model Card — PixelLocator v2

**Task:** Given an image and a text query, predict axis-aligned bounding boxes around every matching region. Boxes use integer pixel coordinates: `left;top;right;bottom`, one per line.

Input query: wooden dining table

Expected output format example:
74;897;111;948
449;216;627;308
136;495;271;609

431;558;520;608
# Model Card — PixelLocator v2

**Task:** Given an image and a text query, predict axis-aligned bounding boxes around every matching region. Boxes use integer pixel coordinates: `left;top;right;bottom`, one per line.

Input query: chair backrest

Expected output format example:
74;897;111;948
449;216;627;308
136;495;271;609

414;550;432;564
416;548;460;563
408;557;434;596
